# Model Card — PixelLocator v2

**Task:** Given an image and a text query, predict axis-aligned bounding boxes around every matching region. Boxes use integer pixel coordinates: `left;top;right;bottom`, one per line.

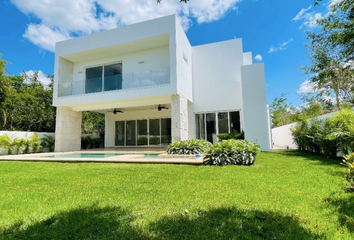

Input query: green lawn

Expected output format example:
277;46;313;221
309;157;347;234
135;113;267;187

0;151;353;239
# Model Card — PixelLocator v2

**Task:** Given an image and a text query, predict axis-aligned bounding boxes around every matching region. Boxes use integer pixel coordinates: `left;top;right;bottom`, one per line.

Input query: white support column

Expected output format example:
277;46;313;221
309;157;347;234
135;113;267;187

171;94;188;142
55;106;82;152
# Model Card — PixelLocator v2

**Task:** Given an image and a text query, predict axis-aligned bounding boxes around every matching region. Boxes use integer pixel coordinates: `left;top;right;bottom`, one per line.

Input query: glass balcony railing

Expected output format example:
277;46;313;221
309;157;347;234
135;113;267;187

58;68;170;97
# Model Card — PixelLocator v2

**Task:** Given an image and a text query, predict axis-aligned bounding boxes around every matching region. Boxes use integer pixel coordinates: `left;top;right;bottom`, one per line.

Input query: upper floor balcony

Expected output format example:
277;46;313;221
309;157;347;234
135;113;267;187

58;68;170;97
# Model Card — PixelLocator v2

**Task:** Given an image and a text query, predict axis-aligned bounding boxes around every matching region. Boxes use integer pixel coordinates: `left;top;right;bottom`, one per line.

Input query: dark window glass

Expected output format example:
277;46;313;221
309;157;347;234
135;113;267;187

86;66;102;93
229;111;241;133
161;118;171;144
206;113;216;143
104;63;122;91
218;112;228;134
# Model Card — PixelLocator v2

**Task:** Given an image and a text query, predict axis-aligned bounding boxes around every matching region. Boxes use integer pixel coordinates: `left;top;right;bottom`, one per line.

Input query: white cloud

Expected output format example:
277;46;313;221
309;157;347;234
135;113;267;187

23;24;70;52
292;5;312;21
292;5;323;29
329;0;343;8
11;0;242;52
23;70;52;86
254;54;262;61
268;38;293;53
297;79;316;94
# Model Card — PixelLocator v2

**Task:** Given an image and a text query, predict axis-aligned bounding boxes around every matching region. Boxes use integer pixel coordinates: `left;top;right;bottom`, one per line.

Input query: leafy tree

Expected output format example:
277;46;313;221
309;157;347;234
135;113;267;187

0;55;10;126
315;0;354;61
1;70;56;132
82;111;105;137
303;0;354;109
270;93;295;127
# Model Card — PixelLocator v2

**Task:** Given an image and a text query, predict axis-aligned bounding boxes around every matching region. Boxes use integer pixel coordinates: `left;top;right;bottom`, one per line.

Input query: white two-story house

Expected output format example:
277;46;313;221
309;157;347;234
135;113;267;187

53;15;272;152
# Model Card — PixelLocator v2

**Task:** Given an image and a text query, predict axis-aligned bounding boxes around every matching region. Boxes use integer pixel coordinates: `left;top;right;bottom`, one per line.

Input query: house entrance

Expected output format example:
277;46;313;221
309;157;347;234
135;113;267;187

115;118;171;146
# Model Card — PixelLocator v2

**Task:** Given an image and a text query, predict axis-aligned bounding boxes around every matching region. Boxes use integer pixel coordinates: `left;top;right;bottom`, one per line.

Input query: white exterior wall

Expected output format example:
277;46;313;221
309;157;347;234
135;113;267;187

72;46;169;83
241;63;271;151
52;14;271;151
272;111;340;149
53;15;178;109
192;39;244;113
243;52;253;65
105;109;171;147
175;19;193;102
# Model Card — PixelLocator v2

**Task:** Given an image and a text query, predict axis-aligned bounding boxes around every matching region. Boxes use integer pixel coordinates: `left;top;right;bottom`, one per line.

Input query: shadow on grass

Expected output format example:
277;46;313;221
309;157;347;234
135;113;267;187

148;206;323;239
1;205;323;239
325;194;354;232
0;205;147;240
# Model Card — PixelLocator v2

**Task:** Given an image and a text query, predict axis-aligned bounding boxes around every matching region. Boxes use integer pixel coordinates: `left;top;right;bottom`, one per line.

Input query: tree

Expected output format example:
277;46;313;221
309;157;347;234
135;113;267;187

0;55;10;126
315;0;354;61
82;111;105;137
270;93;295;127
303;0;354;109
302;44;354;109
1;71;56;132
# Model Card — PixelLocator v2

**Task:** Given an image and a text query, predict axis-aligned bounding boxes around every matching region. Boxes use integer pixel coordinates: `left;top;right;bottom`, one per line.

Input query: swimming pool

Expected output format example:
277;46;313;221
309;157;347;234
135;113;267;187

44;153;160;159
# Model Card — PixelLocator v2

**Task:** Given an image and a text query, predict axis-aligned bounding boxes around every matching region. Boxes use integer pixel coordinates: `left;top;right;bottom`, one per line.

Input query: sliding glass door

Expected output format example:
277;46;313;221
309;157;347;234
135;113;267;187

115;118;171;146
137;120;148;145
125;120;136;146
206;113;216;143
149;119;160;145
196;111;241;143
115;121;125;146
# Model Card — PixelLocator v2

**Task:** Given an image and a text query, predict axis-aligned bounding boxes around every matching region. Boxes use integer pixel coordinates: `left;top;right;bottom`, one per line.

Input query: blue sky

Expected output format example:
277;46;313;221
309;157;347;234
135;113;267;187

0;0;334;106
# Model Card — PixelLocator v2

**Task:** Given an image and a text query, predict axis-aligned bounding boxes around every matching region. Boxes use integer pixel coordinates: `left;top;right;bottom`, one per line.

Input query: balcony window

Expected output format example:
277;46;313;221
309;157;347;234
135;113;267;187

85;62;122;94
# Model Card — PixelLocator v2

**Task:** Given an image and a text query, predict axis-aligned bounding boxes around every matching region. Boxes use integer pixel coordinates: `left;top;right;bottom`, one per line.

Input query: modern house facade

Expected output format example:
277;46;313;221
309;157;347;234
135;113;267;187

53;15;272;152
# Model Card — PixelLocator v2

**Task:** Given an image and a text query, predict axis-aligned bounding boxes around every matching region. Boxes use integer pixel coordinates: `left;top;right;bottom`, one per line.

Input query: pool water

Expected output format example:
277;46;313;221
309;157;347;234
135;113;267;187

45;153;160;159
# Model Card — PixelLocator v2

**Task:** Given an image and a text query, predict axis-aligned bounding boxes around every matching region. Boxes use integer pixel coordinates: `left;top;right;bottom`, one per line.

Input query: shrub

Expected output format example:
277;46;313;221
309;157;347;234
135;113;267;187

217;130;245;141
291;108;354;158
167;139;212;155
91;137;103;149
12;138;25;154
137;136;148;145
29;133;42;153
149;136;160;145
0;135;13;155
203;139;260;166
81;136;92;149
343;153;354;191
40;135;55;152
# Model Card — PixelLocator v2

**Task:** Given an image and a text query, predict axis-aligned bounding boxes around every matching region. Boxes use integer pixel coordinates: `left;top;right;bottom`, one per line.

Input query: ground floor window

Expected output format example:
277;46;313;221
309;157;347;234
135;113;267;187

115;118;171;146
195;111;241;143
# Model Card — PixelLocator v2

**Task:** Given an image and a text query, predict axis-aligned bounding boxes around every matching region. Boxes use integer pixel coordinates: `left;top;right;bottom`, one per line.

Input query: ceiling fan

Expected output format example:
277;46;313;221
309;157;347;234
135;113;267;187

108;108;124;114
157;104;168;111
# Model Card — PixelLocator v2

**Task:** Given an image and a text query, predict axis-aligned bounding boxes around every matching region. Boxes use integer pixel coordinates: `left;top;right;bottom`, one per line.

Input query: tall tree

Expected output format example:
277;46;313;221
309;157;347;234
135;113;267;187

270;93;295;127
0;56;10;126
303;0;354;109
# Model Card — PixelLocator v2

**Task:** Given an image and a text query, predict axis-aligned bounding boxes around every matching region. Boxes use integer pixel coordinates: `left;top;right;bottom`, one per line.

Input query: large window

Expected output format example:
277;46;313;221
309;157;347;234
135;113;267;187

85;62;122;94
115;118;171;146
195;111;241;143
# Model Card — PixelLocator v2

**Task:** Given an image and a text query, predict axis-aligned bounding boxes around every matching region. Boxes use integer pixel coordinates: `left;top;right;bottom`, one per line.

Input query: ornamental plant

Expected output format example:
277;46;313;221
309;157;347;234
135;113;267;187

203;139;260;166
167;139;212;155
217;130;245;141
343;153;354;191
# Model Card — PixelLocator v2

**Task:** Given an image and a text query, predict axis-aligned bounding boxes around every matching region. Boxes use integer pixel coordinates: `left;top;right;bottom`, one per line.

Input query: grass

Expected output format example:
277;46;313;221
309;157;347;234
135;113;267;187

0;151;353;239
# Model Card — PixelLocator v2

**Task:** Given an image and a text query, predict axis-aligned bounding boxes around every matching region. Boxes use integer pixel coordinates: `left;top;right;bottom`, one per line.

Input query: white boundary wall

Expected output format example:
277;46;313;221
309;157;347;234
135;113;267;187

0;131;99;154
271;111;339;149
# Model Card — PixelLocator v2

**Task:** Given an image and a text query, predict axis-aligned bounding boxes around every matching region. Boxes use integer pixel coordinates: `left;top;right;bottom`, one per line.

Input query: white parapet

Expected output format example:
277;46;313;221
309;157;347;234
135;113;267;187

171;94;188;142
55;106;82;152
